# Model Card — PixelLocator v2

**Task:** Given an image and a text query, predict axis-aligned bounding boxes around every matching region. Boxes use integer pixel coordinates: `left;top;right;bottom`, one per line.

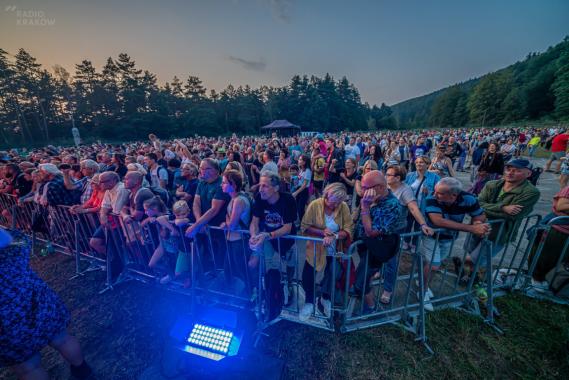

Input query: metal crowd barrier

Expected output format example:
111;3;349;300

3;189;567;354
520;216;569;305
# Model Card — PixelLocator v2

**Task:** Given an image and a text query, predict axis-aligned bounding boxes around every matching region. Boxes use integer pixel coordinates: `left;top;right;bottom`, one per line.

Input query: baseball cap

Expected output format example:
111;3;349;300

505;158;533;170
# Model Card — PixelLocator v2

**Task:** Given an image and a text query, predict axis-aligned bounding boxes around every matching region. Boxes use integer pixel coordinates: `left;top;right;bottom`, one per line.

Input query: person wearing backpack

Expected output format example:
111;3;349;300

144;152;168;190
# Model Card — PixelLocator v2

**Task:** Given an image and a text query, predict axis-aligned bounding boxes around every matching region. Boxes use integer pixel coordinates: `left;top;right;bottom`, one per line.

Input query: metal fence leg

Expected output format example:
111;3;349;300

484;243;504;334
416;253;434;355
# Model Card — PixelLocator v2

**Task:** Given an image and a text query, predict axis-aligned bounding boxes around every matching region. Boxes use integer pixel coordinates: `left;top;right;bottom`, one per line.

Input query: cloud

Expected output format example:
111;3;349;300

227;56;267;71
266;0;294;23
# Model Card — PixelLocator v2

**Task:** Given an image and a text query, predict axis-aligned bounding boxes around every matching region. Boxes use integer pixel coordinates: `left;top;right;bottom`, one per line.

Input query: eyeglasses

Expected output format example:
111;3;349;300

199;167;215;172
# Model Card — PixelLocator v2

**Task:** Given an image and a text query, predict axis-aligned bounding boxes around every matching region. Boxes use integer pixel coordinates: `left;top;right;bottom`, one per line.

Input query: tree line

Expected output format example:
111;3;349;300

0;49;397;147
392;36;569;129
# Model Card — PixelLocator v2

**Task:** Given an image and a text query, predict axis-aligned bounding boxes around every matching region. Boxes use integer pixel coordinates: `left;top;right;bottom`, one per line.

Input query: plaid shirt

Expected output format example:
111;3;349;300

45;175;77;206
72;176;93;204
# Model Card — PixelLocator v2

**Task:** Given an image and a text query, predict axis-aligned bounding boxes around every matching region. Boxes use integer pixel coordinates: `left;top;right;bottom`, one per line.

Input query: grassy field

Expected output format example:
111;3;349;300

1;252;568;380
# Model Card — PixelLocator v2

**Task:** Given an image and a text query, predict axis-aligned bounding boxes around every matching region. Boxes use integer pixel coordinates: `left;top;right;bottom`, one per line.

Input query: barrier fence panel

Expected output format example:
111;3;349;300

521;216;569;305
489;214;542;296
4;198;566;353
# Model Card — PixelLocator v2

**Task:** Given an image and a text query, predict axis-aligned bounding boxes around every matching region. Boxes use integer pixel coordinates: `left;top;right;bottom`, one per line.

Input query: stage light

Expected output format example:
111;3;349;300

187;323;235;355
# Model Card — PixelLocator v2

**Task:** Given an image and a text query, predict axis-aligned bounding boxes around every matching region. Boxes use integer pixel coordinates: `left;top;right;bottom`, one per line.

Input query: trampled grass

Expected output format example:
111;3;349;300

1;254;567;380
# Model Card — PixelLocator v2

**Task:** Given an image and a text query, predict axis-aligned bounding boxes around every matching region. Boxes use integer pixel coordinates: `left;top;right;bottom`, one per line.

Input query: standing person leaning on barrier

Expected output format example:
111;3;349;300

474;159;540;266
249;171;298;288
62;159;99;204
220;170;252;288
382;165;434;304
69;174;104;215
89;172;131;257
184;158;230;274
122;171;154;223
355;170;401;313
37;164;77;207
299;182;353;319
0;229;93;380
422;177;489;310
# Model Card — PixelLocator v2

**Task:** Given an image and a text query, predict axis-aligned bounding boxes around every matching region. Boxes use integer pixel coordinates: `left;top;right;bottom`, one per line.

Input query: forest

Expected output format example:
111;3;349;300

1;36;568;147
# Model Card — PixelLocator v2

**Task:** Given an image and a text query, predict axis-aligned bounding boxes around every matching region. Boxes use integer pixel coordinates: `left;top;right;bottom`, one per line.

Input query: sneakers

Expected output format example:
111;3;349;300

299;303;314;321
423;291;434;312
316;297;332;317
531;278;549;293
416;287;434;312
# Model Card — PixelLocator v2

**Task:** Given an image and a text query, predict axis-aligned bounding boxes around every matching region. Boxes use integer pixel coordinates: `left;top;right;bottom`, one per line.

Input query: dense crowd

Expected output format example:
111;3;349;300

2;126;569;378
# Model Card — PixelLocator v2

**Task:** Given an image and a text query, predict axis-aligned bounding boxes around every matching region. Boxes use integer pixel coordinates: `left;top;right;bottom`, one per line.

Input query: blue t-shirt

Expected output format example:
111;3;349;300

195;176;230;226
424;191;484;240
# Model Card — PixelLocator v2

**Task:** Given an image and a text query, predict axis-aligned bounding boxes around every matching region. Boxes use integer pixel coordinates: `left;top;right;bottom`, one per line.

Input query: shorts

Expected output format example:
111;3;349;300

420;236;453;267
550;151;565;161
92;225;106;240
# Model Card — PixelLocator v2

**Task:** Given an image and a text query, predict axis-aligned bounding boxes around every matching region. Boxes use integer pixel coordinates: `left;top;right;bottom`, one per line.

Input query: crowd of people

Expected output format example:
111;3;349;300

1;126;569;378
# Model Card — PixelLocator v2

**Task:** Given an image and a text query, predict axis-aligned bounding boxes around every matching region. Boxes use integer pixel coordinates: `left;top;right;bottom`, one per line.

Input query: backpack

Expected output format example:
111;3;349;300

146;166;169;189
148;185;172;208
529;167;543;186
264;268;284;322
546;263;569;298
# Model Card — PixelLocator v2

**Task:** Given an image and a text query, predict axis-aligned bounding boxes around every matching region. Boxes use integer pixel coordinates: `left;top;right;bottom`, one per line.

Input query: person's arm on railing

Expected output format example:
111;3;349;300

185;198;226;237
428;213;489;237
407;200;434;235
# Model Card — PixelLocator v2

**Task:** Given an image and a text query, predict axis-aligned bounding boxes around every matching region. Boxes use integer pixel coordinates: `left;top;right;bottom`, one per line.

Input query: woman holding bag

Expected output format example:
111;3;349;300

299;183;354;320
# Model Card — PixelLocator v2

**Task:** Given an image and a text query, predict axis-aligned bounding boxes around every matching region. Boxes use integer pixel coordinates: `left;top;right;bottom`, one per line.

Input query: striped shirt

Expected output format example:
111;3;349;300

424;191;484;240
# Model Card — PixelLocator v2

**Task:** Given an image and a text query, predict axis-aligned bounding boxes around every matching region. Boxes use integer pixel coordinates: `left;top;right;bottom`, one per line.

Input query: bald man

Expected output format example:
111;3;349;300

355;170;401;313
123;171;154;223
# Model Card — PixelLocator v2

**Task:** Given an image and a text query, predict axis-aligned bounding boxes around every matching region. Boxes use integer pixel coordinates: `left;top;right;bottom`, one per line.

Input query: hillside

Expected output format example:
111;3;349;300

391;37;569;129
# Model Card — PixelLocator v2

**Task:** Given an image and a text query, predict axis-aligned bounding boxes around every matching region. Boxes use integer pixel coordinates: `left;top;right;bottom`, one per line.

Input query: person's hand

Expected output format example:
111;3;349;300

361;188;376;210
185;225;196;238
471;223;491;237
421;224;435;236
323;228;336;237
502;204;523;216
123;215;133;224
323;235;335;247
175;218;189;227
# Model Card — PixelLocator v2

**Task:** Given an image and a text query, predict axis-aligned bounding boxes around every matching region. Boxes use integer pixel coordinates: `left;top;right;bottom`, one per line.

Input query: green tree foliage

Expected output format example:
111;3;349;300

392;36;569;128
552;51;569;120
0;49;379;146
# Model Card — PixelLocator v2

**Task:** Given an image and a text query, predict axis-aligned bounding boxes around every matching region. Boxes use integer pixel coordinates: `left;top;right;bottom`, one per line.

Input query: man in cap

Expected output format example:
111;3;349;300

474;158;540;263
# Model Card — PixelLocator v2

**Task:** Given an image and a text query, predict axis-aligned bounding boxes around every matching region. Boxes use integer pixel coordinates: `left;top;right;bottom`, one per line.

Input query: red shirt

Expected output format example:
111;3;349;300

551;133;569;153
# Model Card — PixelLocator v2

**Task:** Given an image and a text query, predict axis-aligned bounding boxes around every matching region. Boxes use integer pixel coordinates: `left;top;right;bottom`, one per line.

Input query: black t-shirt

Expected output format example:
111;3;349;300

252;192;297;255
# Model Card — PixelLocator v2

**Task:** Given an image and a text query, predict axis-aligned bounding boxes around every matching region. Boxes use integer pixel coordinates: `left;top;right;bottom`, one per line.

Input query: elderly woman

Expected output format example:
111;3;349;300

69;174;104;215
0;229;92;379
300;182;354;320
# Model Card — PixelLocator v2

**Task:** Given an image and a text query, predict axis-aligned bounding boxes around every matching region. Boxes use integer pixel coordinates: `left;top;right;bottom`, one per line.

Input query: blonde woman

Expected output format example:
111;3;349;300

300;182;354;319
